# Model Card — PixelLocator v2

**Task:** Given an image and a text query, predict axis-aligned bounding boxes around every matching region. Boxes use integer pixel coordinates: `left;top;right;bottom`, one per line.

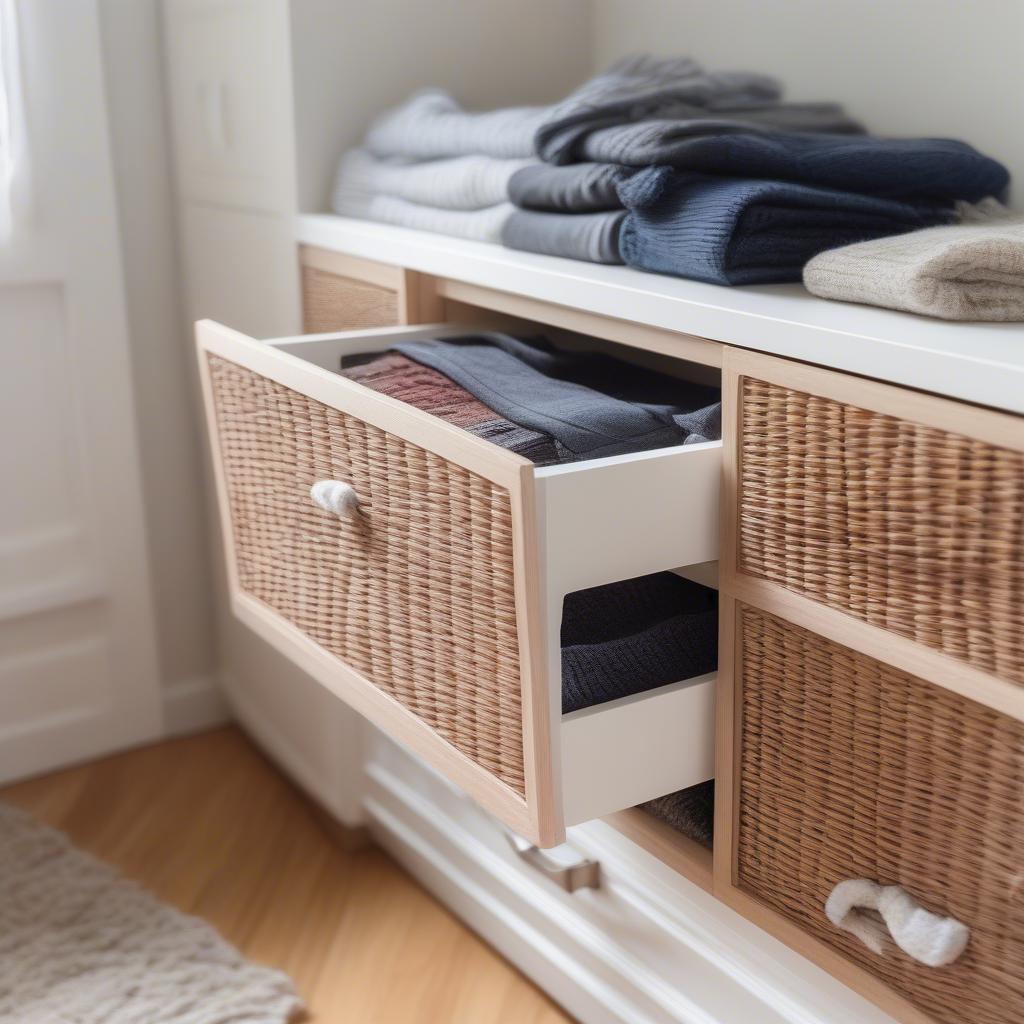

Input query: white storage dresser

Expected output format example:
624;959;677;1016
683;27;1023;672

161;3;1024;1021
190;219;1024;1024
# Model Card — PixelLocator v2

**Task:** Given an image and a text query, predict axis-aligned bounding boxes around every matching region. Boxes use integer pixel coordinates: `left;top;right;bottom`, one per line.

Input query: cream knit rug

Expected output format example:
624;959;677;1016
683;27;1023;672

0;804;303;1024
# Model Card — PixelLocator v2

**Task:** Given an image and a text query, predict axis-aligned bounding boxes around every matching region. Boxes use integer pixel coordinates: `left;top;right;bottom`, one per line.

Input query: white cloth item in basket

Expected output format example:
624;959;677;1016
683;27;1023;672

825;878;970;968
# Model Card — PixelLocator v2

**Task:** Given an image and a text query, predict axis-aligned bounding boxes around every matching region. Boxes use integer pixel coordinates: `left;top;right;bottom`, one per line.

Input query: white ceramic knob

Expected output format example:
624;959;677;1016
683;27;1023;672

310;479;360;518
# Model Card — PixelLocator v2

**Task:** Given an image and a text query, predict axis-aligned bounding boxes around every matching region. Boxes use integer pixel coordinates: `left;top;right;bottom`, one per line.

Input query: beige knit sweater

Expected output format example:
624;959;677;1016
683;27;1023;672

803;206;1024;321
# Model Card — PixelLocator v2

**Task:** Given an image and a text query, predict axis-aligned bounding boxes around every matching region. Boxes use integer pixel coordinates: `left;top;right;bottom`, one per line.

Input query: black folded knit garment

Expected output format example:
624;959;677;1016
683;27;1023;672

561;573;718;714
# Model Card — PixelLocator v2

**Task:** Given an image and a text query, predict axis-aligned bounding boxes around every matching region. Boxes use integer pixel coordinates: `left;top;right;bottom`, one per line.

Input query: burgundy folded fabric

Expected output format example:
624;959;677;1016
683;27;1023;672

341;352;560;464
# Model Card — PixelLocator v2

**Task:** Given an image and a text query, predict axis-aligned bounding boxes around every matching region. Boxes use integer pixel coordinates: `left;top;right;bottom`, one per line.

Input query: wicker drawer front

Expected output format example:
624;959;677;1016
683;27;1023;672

735;604;1024;1024
737;376;1024;686
207;354;525;795
301;265;399;333
200;320;724;846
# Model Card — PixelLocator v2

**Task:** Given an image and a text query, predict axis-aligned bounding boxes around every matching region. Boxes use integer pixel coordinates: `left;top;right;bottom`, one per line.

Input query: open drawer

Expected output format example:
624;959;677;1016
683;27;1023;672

197;320;720;846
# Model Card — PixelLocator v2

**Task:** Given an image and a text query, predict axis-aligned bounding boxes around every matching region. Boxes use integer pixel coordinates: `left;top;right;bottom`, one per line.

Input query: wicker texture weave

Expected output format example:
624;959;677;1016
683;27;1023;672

736;605;1024;1024
738;377;1024;686
207;355;526;795
301;266;399;333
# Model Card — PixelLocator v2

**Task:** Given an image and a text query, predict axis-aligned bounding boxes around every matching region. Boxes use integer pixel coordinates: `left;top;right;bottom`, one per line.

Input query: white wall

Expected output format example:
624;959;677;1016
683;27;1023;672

97;0;222;728
592;0;1022;207
289;0;594;212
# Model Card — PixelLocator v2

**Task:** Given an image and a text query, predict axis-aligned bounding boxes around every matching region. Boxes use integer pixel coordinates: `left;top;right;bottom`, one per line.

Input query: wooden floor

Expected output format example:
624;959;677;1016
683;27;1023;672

1;727;573;1024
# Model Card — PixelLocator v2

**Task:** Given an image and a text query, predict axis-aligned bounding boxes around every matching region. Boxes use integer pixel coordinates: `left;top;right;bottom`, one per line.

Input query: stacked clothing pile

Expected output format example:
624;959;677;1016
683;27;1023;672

332;57;1021;318
331;90;543;242
505;54;861;265
341;331;721;464
507;56;1010;286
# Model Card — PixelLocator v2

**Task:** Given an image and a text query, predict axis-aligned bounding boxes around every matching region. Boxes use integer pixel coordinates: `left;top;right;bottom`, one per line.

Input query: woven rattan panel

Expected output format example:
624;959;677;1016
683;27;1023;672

301;266;399;333
736;605;1024;1024
208;354;525;795
738;377;1024;686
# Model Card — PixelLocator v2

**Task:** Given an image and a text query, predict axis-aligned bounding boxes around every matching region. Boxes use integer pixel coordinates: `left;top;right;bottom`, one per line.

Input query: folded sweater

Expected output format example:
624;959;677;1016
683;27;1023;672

508;162;634;213
619;167;955;286
334;150;533;210
392;333;721;460
340;352;560;464
332;185;513;243
561;573;718;714
803;210;1024;321
535;55;784;164
581;129;1009;203
364;89;546;160
640;781;715;848
500;209;625;264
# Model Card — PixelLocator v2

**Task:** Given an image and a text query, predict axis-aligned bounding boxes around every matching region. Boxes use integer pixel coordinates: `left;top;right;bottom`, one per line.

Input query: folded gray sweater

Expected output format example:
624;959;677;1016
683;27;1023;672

803;206;1024;321
579;105;864;167
501;209;625;264
536;55;786;164
365;89;547;160
332;184;513;243
335;149;532;210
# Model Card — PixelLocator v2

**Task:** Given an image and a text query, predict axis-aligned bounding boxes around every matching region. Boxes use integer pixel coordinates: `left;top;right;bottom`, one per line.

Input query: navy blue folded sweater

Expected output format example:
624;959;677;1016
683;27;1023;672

589;130;1008;204
561;573;718;714
618;167;955;286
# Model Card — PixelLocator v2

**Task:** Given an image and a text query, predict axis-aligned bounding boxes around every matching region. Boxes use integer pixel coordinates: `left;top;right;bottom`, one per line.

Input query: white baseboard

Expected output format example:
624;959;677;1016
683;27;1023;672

363;737;897;1024
221;672;364;827
161;674;232;736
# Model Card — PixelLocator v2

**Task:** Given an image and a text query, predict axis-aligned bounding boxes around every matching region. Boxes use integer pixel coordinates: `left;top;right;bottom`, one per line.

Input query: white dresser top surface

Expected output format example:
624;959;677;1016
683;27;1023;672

298;215;1024;416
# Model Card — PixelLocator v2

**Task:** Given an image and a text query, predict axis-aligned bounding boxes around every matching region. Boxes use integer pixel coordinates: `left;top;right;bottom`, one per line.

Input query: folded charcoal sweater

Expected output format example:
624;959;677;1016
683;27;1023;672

535;55;861;165
535;55;782;164
508;162;635;213
561;573;718;714
618;167;955;286
391;332;721;460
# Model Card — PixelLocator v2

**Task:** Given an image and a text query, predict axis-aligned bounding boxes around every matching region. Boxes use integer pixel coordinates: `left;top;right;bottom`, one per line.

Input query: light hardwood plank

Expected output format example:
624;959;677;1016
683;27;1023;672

1;727;573;1024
